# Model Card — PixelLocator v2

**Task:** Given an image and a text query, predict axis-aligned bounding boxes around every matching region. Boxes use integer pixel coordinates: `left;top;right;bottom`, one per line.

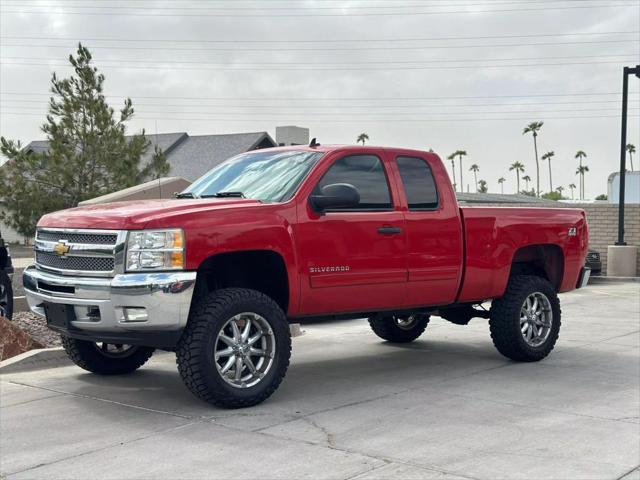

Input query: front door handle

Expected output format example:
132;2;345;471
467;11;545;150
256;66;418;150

377;226;402;235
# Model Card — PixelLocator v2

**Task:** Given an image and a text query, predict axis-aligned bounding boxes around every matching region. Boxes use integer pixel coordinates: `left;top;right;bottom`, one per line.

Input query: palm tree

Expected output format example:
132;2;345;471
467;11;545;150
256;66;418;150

510;161;525;193
478;179;488;193
556;186;565;198
575;150;587;168
569;183;577;200
356;133;369;145
446;152;457;191
452;150;467;193
522;175;531;191
627;143;636;171
541;150;555;193
469;163;480;192
498;177;506;194
576;165;589;200
523;121;544;196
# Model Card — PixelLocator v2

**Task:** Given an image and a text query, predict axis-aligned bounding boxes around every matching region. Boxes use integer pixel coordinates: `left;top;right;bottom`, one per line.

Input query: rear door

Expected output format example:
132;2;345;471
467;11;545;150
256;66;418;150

391;153;463;307
295;150;408;315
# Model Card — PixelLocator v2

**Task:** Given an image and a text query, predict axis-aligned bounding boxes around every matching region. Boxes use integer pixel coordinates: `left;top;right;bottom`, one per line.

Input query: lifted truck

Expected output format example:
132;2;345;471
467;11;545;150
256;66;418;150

24;145;589;407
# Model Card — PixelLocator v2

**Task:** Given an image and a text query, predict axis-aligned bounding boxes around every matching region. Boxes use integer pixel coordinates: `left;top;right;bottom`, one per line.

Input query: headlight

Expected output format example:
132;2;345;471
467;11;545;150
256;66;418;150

126;229;185;272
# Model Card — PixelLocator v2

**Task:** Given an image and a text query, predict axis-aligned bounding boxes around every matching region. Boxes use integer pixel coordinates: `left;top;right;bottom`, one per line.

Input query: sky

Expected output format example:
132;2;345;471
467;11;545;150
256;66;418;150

0;0;639;199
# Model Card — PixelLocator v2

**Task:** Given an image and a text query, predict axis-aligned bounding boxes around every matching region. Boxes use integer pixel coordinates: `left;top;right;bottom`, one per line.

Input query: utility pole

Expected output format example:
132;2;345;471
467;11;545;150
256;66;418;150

616;65;640;245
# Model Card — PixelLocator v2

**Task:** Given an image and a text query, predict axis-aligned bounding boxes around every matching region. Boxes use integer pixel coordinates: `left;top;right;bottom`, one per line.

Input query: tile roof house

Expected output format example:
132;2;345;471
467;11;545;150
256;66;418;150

22;131;277;182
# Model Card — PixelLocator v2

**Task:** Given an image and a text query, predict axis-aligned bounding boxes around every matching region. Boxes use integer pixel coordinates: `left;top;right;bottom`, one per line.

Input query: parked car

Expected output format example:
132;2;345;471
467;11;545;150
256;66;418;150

585;249;602;275
0;231;14;319
23;145;590;407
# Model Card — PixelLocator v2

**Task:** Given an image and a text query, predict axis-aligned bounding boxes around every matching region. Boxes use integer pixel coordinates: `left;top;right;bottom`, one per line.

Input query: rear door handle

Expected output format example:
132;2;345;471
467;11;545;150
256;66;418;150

377;226;402;235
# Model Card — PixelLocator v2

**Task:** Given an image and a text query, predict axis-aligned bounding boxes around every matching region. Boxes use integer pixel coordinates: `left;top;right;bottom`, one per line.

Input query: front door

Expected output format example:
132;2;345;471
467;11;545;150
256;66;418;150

295;151;407;315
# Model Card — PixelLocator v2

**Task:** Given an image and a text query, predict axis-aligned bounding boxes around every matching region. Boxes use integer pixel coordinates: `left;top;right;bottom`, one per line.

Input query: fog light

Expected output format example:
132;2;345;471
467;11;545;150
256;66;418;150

123;307;148;322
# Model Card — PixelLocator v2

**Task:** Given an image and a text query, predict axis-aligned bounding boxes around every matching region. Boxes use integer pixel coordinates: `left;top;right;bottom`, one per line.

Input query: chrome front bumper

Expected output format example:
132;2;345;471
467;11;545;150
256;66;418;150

23;266;196;342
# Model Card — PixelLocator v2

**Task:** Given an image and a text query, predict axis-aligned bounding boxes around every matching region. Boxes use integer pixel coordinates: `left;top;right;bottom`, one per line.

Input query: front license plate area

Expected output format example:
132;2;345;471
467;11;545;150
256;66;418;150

44;303;75;329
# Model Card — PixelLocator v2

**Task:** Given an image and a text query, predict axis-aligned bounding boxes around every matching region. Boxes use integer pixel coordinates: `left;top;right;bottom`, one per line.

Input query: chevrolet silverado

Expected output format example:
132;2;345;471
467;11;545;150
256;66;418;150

24;145;590;407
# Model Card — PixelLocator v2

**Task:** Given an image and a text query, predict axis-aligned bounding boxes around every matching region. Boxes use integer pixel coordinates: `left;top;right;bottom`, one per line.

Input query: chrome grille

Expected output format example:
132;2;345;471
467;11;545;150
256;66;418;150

587;252;600;262
36;251;115;272
34;228;122;276
37;230;118;245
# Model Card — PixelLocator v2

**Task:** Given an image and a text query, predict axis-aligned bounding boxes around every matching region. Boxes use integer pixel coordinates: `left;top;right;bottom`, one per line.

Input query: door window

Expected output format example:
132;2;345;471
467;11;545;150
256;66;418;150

396;156;439;210
315;154;392;210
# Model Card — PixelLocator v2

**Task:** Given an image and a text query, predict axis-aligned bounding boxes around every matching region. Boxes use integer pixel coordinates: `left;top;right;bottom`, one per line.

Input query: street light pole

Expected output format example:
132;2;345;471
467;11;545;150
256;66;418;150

616;65;640;246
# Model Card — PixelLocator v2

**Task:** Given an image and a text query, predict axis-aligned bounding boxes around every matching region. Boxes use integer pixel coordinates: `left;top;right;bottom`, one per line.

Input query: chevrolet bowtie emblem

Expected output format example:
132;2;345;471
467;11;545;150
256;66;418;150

53;242;70;256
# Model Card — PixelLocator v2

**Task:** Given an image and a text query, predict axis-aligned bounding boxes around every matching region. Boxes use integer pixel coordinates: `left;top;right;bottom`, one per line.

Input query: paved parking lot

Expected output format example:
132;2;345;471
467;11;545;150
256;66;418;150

1;282;639;480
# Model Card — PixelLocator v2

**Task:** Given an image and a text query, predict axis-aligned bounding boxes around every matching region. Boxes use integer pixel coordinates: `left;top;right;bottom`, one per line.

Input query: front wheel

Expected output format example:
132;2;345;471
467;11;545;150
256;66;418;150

368;313;430;343
489;275;561;362
61;336;155;374
176;288;291;408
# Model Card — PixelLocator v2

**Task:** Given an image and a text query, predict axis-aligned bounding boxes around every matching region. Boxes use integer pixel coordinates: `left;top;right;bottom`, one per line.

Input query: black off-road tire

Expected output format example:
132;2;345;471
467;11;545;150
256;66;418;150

368;314;430;343
61;336;154;375
489;275;561;362
0;271;13;320
176;288;291;409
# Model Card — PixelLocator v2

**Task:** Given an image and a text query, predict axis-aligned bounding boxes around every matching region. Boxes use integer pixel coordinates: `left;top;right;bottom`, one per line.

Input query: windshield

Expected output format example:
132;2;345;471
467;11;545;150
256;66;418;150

184;150;323;202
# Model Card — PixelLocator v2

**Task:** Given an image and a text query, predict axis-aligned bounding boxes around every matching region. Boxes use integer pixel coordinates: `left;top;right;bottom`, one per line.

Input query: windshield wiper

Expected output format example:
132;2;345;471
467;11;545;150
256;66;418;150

174;192;198;199
203;191;246;198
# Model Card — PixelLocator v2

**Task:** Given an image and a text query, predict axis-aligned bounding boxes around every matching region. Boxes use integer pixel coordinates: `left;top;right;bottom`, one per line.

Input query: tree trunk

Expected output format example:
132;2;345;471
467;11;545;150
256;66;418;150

533;134;540;197
450;160;456;190
548;159;553;192
459;156;463;193
630;152;634;172
474;171;478;192
517;171;520;192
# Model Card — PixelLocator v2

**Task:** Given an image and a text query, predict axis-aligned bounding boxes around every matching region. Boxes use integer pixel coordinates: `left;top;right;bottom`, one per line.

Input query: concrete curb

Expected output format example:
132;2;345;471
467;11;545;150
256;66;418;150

589;276;640;284
0;347;69;374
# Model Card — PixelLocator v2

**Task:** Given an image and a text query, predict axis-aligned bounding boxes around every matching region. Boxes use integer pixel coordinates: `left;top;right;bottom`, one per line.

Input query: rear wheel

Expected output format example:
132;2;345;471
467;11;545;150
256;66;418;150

61;336;154;374
176;288;291;408
368;313;430;343
489;275;561;362
0;271;13;320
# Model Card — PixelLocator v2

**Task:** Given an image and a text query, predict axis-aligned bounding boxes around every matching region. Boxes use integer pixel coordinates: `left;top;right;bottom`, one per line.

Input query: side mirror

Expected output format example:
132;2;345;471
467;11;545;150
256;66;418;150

310;183;360;213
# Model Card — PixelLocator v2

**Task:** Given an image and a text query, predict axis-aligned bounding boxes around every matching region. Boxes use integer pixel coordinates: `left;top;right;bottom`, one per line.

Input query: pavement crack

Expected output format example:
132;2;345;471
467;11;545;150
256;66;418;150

616;465;640;480
302;416;336;447
5;380;193;419
6;421;200;477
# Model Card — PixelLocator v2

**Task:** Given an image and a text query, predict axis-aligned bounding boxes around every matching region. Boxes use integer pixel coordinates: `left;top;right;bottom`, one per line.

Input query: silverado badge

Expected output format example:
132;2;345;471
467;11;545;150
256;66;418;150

53;242;70;256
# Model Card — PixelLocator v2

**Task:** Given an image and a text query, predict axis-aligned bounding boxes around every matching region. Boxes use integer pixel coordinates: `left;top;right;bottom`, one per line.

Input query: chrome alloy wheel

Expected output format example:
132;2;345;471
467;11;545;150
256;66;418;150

395;315;418;330
93;343;138;358
520;292;553;347
214;312;276;389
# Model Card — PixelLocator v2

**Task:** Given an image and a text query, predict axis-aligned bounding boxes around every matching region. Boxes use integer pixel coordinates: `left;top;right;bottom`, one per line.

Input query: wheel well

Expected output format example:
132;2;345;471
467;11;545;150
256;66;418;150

510;244;564;291
193;250;289;313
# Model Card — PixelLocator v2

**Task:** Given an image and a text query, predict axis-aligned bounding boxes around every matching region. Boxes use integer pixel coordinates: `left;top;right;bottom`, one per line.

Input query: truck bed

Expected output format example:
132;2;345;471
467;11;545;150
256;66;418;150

457;206;588;303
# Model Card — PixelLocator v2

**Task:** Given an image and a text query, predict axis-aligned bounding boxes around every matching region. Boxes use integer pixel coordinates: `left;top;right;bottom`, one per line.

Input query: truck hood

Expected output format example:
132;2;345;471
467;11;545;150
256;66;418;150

37;198;263;230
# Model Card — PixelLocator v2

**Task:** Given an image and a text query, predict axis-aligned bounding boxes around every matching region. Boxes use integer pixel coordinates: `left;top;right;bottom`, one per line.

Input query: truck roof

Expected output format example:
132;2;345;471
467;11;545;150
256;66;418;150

260;144;438;157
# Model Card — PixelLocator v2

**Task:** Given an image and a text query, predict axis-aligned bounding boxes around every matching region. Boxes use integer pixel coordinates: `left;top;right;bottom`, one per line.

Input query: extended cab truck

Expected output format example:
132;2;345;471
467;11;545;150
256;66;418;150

23;145;590;408
0;231;14;319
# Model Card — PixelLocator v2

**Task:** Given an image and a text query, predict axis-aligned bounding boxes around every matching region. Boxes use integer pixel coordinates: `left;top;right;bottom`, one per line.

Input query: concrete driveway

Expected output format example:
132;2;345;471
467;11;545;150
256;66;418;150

1;282;639;480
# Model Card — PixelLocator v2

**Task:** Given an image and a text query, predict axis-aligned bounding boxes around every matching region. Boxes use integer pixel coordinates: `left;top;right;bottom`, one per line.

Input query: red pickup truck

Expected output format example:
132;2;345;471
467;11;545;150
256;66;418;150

24;145;590;407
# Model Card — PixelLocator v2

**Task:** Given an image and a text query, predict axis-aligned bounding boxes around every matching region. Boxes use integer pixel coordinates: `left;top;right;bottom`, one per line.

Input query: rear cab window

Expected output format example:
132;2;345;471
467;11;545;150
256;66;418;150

395;156;439;210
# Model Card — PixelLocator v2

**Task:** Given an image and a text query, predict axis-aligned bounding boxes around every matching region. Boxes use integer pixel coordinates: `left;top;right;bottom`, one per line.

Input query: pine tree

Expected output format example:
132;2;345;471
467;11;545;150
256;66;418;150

0;44;169;237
